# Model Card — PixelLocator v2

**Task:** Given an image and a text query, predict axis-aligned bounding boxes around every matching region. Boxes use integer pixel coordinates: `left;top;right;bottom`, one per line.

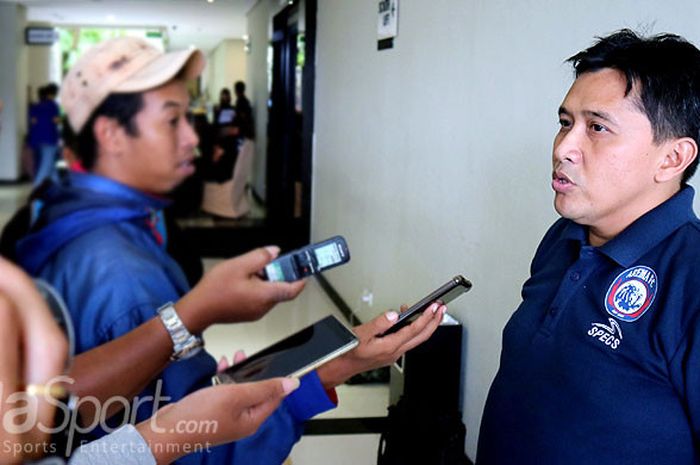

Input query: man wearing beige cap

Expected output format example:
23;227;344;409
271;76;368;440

12;37;444;464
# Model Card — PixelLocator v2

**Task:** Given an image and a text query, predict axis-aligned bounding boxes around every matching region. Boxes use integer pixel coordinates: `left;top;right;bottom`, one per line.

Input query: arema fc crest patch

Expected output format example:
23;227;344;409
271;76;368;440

604;266;658;322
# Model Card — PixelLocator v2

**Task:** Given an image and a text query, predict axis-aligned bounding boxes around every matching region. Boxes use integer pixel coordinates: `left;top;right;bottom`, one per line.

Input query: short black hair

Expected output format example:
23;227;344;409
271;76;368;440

74;93;143;170
568;29;700;183
44;83;59;97
234;81;245;94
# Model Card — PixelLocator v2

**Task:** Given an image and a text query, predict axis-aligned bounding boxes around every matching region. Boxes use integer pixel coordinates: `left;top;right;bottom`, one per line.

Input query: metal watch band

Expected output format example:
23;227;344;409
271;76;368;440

157;302;204;361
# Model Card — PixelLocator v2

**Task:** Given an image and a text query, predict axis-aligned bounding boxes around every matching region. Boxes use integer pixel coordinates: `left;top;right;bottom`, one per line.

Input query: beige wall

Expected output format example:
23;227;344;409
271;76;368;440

204;39;247;106
312;0;700;459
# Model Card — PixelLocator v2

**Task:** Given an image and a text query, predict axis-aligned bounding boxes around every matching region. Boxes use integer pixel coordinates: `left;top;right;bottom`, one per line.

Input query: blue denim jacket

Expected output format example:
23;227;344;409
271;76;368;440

17;172;335;465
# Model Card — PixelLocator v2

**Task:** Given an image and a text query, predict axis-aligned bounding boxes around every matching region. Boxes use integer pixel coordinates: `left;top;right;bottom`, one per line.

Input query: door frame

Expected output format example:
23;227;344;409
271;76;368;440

266;0;317;248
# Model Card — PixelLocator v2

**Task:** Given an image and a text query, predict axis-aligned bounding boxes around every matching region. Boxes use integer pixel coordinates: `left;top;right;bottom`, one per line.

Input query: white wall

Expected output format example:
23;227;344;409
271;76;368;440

0;3;28;181
204;39;247;106
312;0;700;459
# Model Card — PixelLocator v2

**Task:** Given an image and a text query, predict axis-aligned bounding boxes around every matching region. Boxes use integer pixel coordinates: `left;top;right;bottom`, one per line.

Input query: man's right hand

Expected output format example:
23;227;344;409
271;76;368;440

177;247;306;333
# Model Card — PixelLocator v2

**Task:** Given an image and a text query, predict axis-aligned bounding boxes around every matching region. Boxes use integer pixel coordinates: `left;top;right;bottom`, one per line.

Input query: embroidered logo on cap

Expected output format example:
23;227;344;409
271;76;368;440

604;266;657;322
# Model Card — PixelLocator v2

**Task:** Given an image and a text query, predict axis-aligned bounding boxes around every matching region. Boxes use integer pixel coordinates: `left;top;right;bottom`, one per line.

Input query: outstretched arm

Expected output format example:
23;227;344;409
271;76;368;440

68;247;305;424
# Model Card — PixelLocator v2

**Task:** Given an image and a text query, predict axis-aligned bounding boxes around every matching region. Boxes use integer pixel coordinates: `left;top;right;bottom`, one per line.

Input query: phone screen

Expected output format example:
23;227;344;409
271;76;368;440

314;243;343;269
214;315;359;384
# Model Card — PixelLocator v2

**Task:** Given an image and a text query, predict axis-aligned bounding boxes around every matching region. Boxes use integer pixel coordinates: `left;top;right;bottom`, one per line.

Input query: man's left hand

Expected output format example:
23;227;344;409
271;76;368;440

316;303;445;389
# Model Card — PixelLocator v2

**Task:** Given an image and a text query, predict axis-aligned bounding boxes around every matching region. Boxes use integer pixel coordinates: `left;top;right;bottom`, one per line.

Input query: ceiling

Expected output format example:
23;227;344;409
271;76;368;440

1;0;258;53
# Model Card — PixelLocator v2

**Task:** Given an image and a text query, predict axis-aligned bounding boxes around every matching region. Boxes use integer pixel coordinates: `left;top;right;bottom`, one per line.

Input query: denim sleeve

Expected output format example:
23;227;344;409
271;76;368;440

231;370;336;464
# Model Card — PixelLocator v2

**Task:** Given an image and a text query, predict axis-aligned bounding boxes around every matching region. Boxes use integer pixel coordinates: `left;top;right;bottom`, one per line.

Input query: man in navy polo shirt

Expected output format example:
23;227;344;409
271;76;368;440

477;30;700;464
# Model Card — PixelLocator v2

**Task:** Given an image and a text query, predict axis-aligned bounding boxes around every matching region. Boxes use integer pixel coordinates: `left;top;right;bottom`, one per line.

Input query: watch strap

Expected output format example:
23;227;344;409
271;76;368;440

157;302;203;361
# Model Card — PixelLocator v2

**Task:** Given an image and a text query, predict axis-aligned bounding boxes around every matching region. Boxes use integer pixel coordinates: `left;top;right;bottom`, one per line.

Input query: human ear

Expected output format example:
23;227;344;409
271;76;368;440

655;137;698;183
93;116;126;159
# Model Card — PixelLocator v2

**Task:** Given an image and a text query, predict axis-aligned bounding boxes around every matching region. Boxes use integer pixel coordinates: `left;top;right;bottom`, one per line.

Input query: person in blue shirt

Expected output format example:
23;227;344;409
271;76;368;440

28;83;61;186
14;37;445;465
477;30;700;464
0;256;300;465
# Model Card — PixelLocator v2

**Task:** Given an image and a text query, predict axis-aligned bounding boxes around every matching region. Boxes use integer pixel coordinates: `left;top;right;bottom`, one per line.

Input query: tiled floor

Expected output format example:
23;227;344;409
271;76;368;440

0;183;387;465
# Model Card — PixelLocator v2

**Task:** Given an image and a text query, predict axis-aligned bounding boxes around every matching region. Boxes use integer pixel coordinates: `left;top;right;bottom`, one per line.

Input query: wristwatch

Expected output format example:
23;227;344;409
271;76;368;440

157;302;204;361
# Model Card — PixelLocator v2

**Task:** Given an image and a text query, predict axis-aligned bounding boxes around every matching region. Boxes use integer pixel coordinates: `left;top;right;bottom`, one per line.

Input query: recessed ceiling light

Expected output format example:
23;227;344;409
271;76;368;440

207;0;214;3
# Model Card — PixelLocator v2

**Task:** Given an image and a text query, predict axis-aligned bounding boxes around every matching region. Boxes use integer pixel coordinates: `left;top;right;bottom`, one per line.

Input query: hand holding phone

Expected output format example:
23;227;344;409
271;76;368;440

262;236;350;282
315;304;447;388
381;275;472;336
214;315;359;384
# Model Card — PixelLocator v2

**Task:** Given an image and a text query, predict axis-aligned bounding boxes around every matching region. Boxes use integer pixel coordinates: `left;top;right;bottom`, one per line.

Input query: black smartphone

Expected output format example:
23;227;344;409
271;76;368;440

263;236;350;282
213;315;359;384
381;275;472;336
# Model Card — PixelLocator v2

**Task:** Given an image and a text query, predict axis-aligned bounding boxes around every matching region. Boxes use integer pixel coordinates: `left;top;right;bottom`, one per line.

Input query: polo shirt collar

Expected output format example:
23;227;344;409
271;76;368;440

557;186;697;266
600;186;697;266
560;219;587;243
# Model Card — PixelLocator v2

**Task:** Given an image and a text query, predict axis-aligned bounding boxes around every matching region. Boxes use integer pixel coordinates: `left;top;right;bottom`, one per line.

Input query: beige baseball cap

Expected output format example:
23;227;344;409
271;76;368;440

60;36;205;133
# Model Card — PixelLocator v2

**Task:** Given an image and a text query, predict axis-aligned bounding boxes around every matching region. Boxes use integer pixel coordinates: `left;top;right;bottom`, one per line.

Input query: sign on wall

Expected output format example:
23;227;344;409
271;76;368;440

25;27;57;46
377;0;398;50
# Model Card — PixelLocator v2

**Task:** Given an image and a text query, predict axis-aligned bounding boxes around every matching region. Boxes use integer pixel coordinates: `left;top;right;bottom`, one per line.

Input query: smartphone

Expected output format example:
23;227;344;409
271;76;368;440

263;236;350;282
213;315;359;384
381;275;472;336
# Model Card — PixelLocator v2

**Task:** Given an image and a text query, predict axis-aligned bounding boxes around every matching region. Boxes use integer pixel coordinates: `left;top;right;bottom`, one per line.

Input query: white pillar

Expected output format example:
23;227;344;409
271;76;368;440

26;22;62;102
0;3;28;181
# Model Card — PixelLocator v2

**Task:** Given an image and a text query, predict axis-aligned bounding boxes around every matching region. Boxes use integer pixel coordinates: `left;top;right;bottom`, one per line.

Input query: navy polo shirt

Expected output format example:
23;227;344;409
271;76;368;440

477;186;700;465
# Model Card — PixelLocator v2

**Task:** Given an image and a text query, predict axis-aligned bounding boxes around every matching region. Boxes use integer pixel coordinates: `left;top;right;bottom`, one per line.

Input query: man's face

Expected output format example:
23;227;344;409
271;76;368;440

552;68;668;241
119;80;198;194
220;91;231;105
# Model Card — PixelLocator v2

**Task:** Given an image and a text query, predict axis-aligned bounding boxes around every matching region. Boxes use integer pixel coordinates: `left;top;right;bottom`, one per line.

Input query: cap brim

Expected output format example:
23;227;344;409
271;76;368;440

114;48;205;93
